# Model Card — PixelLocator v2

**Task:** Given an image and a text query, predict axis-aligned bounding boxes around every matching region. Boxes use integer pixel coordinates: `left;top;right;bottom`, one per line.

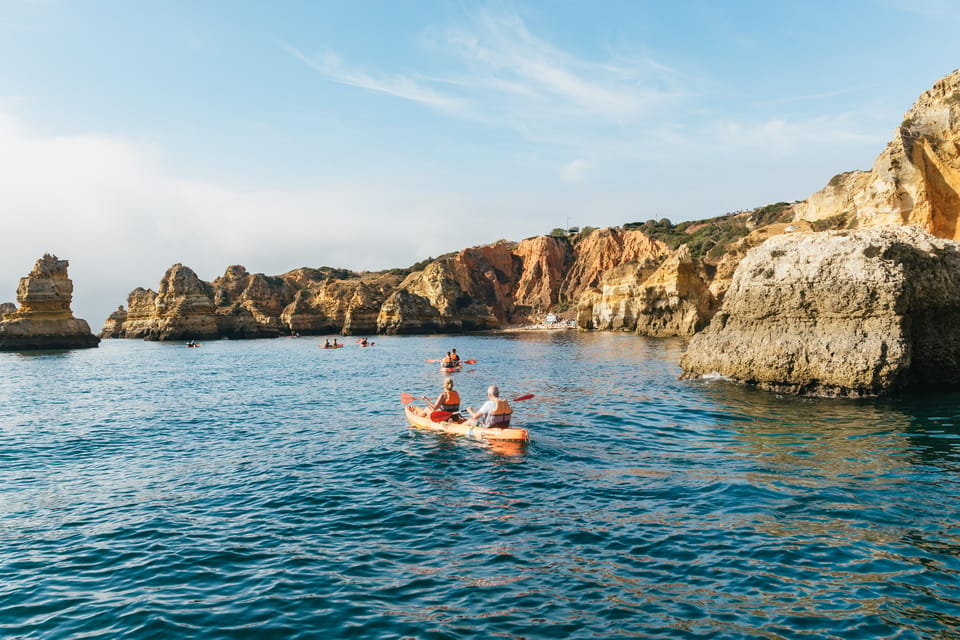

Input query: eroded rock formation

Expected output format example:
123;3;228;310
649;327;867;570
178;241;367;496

513;235;575;315
794;68;960;240
0;254;99;350
679;227;960;397
100;305;127;338
561;228;670;302
105;226;711;339
107;262;402;340
377;243;518;334
581;245;716;337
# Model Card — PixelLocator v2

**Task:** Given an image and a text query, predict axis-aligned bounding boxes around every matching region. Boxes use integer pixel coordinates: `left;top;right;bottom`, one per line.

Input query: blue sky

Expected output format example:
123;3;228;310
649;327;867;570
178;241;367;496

2;0;960;323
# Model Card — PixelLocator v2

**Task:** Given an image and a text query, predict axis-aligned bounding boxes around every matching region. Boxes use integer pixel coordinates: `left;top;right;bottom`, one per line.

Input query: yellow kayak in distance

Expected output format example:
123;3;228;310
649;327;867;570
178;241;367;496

404;406;530;442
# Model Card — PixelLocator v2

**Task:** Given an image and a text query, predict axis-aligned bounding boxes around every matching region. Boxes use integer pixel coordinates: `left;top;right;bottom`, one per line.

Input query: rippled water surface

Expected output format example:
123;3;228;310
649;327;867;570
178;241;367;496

3;332;960;639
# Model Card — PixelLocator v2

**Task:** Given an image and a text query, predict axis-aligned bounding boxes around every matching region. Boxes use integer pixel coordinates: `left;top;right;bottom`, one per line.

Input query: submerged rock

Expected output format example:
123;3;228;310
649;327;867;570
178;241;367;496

0;254;100;350
679;226;960;397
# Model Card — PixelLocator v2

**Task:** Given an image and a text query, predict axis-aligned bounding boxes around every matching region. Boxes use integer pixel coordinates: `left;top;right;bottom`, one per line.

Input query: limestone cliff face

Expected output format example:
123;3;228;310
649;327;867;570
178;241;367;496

100;305;128;338
376;229;684;335
118;264;221;340
586;246;715;336
794;69;960;240
561;228;670;302
377;245;511;335
0;254;99;350
212;266;294;335
342;279;399;335
512;235;574;316
679;227;960;397
634;246;717;337
281;276;399;335
583;258;662;331
709;220;814;301
0;302;16;317
108;261;402;340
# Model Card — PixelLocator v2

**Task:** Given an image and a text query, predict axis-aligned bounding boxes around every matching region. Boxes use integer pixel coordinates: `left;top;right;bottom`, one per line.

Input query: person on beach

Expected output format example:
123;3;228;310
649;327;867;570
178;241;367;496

466;385;512;428
425;377;461;421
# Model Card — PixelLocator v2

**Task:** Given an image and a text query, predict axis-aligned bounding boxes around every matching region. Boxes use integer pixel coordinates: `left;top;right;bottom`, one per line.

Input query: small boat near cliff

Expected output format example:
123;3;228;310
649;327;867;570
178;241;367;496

404;405;529;442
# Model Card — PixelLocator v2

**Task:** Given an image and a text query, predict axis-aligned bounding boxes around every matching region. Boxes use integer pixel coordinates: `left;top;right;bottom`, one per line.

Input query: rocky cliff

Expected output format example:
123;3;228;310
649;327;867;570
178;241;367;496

0;254;100;350
561;228;670;302
794;69;960;240
104;227;724;340
100;305;127;338
107;262;402;340
679;226;960;397
374;231;681;335
377;241;520;334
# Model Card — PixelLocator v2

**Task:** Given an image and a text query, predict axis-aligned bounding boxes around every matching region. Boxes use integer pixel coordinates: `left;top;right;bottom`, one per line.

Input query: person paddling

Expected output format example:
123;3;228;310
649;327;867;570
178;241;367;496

466;385;512;428
450;348;461;364
425;378;461;422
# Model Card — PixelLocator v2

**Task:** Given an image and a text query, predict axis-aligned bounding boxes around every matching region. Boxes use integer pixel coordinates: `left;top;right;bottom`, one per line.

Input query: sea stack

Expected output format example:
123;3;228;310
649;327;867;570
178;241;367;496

0;254;100;351
679;226;960;397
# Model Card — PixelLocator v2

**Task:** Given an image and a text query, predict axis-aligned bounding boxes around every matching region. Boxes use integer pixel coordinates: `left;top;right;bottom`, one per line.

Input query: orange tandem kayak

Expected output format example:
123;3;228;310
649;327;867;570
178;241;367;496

404;406;529;442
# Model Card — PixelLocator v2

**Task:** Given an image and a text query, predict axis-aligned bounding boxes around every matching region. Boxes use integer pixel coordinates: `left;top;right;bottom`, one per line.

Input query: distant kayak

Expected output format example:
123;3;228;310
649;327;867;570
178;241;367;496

404;405;529;442
440;364;462;372
322;344;344;349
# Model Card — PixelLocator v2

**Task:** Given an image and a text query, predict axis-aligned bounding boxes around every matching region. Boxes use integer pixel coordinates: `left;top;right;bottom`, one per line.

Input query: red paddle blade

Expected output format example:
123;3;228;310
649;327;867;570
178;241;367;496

425;359;440;363
430;411;452;422
463;359;477;365
400;393;416;404
512;393;534;402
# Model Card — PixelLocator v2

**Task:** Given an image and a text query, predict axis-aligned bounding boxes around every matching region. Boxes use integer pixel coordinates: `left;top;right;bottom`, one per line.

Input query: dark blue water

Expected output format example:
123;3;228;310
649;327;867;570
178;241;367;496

2;332;960;639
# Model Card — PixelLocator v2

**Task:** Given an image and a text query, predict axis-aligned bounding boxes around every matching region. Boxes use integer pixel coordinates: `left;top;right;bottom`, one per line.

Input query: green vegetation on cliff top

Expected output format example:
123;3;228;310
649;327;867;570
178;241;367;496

622;202;795;258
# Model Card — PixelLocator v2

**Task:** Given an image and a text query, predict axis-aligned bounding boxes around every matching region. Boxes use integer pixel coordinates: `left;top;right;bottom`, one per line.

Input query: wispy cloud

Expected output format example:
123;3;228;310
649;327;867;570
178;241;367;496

755;82;886;108
281;43;465;113
284;9;685;131
280;6;895;191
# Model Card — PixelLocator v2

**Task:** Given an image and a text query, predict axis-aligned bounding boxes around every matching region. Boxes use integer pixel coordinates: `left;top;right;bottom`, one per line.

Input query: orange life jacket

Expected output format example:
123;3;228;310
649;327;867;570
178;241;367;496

440;390;460;412
487;399;512;426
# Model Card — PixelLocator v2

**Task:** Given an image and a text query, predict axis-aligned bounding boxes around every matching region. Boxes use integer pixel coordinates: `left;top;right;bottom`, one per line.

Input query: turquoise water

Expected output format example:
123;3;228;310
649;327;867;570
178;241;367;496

2;332;960;639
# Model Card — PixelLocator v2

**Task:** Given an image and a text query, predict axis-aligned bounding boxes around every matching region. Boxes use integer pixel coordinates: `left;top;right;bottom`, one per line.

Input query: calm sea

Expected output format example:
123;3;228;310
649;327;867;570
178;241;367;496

2;332;959;639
